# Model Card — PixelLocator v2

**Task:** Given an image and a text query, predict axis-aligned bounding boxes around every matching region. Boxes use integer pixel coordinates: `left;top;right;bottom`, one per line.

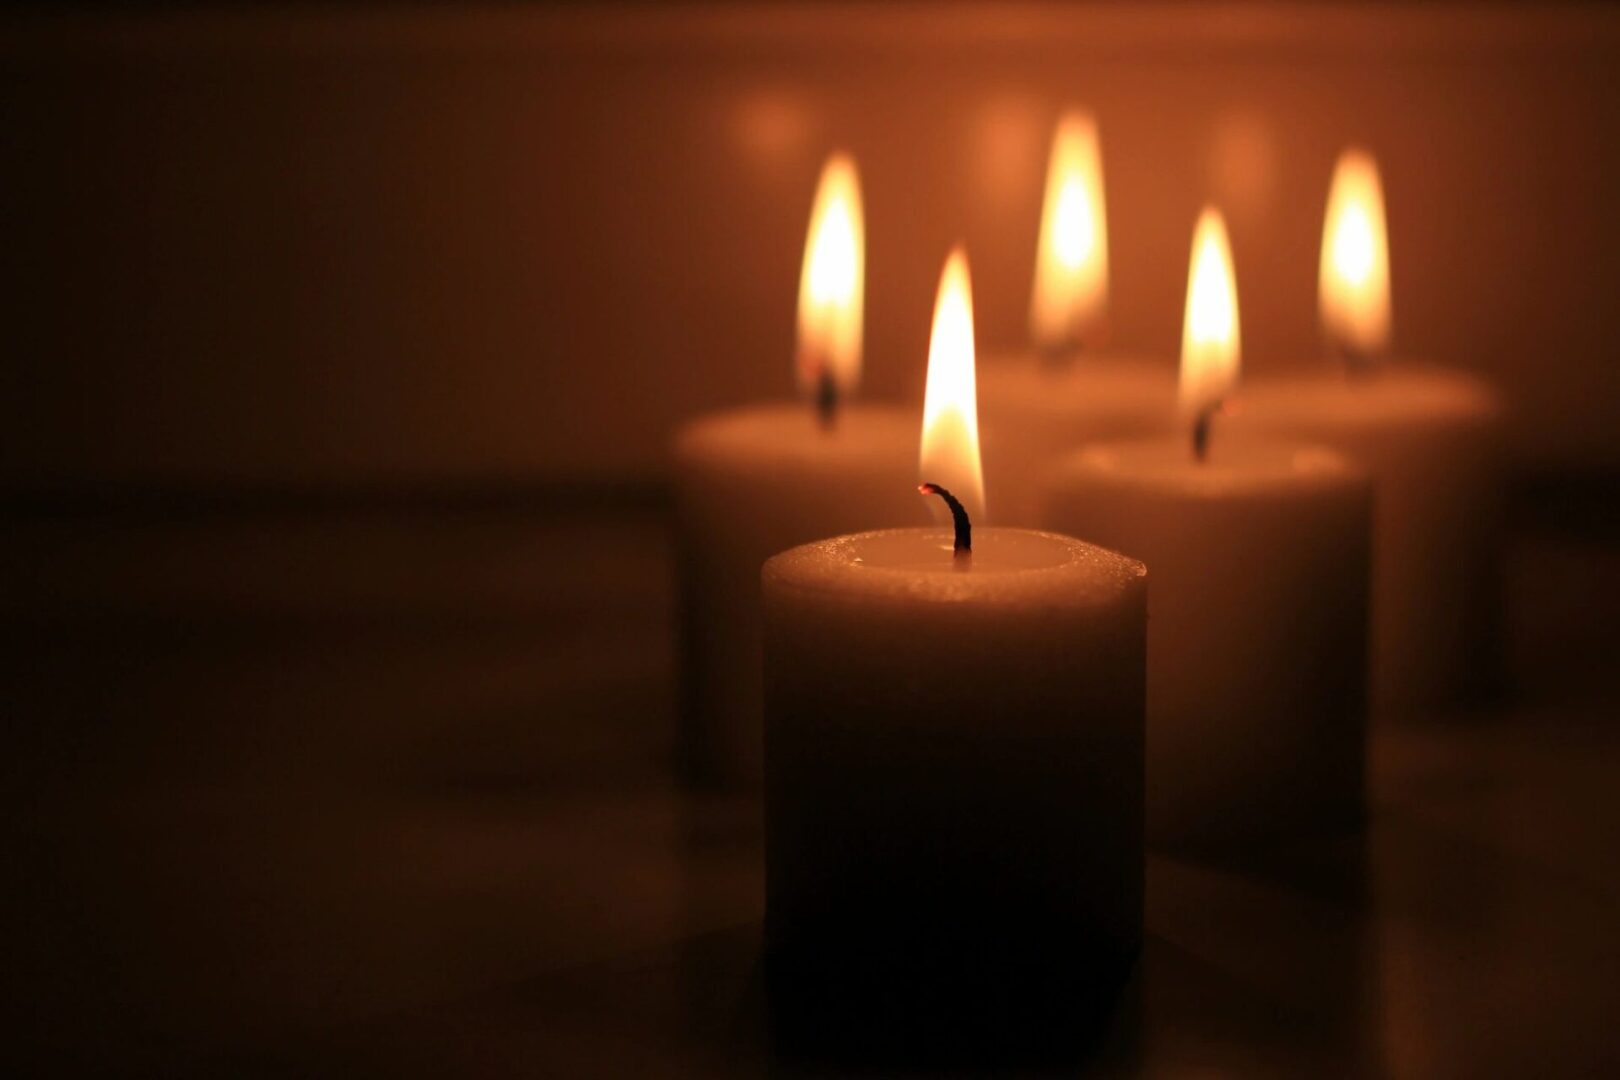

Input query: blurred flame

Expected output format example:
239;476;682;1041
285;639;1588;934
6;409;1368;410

920;247;986;522
1179;207;1241;417
1320;148;1391;358
1030;111;1109;351
796;153;864;397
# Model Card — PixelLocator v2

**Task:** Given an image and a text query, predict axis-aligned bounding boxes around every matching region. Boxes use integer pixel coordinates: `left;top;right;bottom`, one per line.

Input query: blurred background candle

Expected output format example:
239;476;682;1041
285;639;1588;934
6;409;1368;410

979;109;1176;525
674;153;920;787
1229;148;1504;714
1043;208;1372;850
764;247;1146;1012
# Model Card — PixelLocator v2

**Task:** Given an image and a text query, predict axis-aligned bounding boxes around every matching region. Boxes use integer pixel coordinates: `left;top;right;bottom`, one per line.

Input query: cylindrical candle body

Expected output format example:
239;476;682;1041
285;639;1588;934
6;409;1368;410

1042;439;1372;851
763;527;1146;998
673;403;921;786
978;356;1176;527
1227;367;1503;713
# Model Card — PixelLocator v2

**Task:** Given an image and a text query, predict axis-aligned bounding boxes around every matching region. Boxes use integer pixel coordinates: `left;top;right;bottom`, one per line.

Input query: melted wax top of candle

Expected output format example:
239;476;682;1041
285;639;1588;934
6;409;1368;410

676;402;917;470
1066;438;1361;499
853;527;1075;573
766;527;1145;608
1239;366;1500;428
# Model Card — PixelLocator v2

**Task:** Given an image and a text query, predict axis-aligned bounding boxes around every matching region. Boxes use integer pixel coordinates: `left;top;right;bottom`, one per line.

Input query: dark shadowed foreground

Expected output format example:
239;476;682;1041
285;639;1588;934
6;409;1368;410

3;486;1618;1076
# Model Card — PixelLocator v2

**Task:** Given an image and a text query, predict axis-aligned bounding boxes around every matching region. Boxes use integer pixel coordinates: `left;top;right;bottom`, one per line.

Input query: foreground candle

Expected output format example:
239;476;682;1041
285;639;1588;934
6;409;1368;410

764;249;1146;1008
1228;149;1503;713
674;154;919;786
763;526;1146;988
978;110;1176;525
1044;208;1372;849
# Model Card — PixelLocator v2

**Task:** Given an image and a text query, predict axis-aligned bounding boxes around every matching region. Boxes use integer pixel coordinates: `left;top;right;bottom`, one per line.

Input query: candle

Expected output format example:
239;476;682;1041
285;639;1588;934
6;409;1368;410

674;154;920;786
1227;149;1504;713
978;110;1176;526
763;249;1147;1008
1043;208;1372;850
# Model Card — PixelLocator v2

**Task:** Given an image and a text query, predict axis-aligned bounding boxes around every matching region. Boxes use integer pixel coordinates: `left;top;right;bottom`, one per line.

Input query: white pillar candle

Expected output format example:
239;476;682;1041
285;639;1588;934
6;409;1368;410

976;110;1176;526
763;526;1146;987
979;358;1177;526
673;154;924;786
1043;208;1373;850
1230;369;1502;713
675;404;919;784
1227;149;1505;713
1043;440;1370;849
763;248;1147;1003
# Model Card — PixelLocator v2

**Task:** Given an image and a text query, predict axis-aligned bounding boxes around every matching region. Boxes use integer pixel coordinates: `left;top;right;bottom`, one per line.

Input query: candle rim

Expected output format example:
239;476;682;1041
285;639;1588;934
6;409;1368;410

1234;366;1502;427
1052;436;1368;500
763;526;1146;608
675;401;918;466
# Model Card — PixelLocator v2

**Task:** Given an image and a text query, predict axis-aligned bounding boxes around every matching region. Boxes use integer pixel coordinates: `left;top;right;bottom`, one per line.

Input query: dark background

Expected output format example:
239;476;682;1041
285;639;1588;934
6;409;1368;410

3;3;1619;489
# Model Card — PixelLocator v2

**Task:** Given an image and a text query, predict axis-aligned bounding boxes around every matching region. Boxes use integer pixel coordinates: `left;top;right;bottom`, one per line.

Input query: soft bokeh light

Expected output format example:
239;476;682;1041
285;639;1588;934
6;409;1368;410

1320;147;1391;358
1029;110;1109;352
920;247;986;522
1179;207;1241;418
796;153;864;397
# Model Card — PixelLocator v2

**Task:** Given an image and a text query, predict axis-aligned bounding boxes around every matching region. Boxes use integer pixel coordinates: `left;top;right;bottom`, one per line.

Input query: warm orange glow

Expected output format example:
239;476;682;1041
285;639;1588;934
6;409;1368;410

1179;207;1241;417
1320;148;1391;357
1030;111;1109;351
796;153;864;398
920;247;986;522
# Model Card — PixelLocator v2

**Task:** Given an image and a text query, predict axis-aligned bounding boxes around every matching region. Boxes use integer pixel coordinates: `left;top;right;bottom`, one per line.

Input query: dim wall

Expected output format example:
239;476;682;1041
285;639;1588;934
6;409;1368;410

2;3;1617;489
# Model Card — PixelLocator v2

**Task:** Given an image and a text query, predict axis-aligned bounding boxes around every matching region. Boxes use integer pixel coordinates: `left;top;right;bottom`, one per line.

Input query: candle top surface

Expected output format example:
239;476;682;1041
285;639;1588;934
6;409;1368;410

977;353;1175;415
765;526;1145;608
1052;437;1366;500
676;401;917;469
1237;364;1500;427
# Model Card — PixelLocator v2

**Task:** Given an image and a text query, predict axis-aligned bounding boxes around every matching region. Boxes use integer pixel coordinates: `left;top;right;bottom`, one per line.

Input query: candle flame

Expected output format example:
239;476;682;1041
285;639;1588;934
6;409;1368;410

920;247;986;522
796;153;864;398
1179;207;1241;418
1030;111;1109;352
1319;148;1390;359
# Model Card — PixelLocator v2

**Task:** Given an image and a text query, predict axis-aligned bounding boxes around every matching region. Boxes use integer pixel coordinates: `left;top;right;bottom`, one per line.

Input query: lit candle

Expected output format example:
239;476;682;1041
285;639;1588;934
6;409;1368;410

763;248;1147;1005
1042;209;1373;851
674;154;921;786
1227;148;1504;713
978;110;1177;526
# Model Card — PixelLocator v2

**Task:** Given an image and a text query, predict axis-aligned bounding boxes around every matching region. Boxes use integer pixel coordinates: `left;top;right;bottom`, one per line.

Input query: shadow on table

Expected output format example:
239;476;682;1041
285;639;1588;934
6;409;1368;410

250;917;1368;1078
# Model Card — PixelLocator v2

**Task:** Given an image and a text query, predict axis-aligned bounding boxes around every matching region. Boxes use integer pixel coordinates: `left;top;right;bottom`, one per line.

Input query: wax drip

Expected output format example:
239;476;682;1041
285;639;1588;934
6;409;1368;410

918;482;972;556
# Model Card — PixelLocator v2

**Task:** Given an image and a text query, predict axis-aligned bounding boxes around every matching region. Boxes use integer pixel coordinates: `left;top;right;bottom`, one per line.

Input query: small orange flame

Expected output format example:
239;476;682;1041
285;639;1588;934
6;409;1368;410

1179;207;1241;418
1030;111;1109;352
1319;148;1390;358
920;247;986;522
796;153;864;398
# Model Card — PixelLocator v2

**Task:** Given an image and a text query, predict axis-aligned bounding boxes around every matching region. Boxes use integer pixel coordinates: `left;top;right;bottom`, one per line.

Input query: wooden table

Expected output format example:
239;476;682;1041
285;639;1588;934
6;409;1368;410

3;488;1617;1075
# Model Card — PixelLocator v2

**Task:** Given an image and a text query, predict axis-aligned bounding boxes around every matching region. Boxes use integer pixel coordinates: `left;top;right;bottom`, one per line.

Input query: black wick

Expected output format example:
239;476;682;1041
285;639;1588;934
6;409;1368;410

918;482;972;556
1038;337;1083;371
1332;341;1378;380
1192;399;1224;463
815;370;838;430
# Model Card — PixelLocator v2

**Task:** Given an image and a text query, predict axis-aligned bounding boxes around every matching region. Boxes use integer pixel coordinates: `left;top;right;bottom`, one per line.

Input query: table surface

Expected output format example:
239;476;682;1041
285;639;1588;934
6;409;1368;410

3;489;1619;1076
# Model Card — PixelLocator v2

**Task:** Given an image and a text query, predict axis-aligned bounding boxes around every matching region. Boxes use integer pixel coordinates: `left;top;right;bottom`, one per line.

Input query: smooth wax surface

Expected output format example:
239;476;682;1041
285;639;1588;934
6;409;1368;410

673;402;921;785
763;527;1147;995
1228;366;1503;712
978;355;1177;526
1043;439;1372;850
